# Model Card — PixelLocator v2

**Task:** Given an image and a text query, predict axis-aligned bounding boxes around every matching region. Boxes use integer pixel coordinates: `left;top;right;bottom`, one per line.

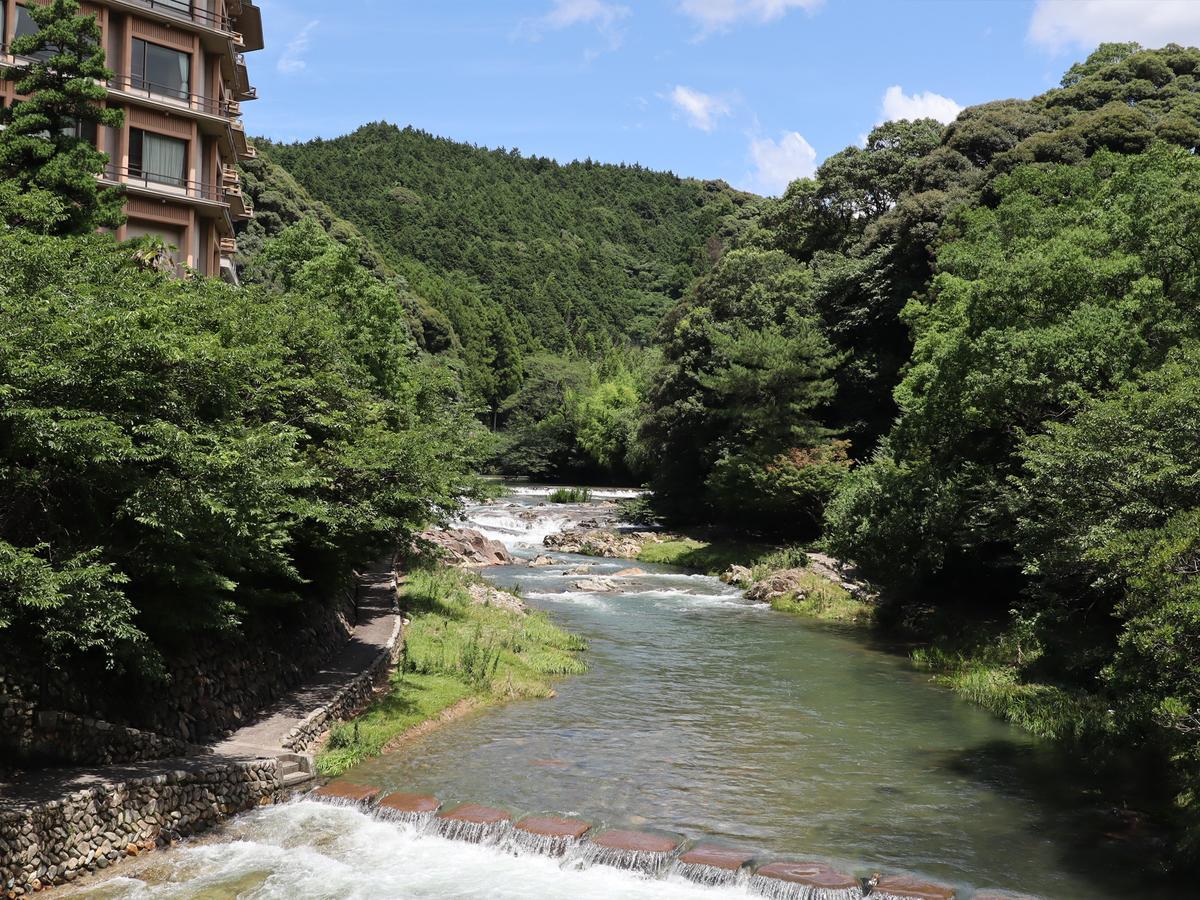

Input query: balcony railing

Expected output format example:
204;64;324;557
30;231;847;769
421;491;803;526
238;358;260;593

125;0;233;35
103;164;226;204
107;73;231;118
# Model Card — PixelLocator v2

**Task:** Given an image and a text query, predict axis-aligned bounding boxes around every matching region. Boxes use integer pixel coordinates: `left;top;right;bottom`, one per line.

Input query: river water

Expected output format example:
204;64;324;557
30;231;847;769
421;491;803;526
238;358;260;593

68;488;1177;899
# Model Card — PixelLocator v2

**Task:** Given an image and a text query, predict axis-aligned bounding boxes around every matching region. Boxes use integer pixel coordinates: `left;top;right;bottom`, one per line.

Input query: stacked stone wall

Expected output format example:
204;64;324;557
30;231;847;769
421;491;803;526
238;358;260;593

0;759;281;895
1;580;360;764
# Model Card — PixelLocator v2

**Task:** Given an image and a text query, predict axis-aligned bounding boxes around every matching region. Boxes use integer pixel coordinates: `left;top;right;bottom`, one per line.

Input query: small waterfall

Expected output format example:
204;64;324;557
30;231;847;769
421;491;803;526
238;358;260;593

509;830;584;857
574;842;676;875
436;817;512;844
571;830;681;876
435;804;514;845
749;862;863;900
309;782;382;808
748;874;863;900
374;792;441;828
671;861;748;887
375;806;438;829
671;845;754;886
509;816;592;857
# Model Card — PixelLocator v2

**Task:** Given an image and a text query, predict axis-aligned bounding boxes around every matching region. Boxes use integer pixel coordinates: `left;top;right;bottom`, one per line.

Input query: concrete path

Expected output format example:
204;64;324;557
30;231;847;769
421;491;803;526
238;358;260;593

0;562;399;809
209;565;398;760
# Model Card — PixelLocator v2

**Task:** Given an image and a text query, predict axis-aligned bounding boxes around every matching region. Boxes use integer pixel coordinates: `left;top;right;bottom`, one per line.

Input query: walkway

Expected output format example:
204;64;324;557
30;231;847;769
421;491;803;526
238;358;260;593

0;562;399;809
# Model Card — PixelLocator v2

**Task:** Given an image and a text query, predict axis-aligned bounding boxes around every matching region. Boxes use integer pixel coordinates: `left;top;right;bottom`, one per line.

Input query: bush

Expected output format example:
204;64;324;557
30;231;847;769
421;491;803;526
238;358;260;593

548;487;592;503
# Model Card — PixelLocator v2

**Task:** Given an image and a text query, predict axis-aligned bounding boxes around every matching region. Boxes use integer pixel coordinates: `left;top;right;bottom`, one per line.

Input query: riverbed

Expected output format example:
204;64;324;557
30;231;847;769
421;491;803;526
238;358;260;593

66;488;1179;899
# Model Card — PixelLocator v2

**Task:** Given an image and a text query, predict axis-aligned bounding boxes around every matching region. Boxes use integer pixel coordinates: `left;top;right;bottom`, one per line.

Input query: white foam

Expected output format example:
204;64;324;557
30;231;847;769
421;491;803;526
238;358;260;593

460;509;575;550
63;801;747;899
509;486;645;500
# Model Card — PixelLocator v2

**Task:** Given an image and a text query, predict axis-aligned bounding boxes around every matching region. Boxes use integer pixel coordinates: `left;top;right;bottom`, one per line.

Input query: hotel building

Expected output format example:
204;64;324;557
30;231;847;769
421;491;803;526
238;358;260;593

0;0;263;280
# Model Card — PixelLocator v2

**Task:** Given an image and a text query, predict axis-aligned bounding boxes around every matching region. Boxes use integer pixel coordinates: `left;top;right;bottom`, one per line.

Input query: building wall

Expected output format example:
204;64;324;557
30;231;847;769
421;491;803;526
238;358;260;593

0;0;259;277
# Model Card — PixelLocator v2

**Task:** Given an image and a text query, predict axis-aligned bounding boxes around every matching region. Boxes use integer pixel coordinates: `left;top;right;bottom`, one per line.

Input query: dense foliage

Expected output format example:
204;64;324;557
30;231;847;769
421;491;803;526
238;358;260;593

261;124;759;430
627;42;1200;860
0;224;484;692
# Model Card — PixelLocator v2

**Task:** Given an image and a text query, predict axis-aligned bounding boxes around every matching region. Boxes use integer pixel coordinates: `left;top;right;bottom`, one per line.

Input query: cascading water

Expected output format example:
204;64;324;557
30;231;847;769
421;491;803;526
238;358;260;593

569;842;677;876
746;876;863;900
508;830;584;857
671;860;749;887
434;817;512;845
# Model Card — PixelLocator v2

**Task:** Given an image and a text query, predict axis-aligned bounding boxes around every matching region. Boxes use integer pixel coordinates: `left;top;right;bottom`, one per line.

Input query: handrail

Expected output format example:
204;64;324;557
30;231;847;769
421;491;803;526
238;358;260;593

103;164;226;203
125;0;233;34
107;73;230;117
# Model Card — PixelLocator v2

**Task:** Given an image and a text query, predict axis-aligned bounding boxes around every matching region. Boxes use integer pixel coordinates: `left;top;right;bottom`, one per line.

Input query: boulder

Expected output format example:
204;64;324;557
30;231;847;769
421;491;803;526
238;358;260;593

613;567;646;577
528;555;556;567
572;577;620;593
467;582;525;615
720;565;752;586
418;528;513;568
745;568;810;603
544;528;649;559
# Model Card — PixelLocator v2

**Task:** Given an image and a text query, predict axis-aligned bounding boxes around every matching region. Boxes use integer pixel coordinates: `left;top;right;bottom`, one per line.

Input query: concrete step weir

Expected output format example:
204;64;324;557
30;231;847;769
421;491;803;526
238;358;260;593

574;828;682;875
307;781;968;899
512;815;592;856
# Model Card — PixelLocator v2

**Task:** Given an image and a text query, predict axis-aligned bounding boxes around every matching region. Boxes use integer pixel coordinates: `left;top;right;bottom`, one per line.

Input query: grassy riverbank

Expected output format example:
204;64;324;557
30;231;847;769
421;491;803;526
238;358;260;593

316;567;587;776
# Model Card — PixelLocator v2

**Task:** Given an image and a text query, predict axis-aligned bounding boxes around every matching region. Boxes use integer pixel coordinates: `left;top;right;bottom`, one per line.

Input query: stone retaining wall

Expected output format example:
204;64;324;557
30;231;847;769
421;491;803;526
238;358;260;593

282;595;404;753
6;711;191;768
0;759;281;895
1;579;361;764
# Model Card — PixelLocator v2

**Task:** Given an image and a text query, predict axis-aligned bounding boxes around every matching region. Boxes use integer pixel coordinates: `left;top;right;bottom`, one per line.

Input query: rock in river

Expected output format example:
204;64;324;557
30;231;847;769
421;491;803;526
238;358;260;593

572;577;620;593
418;528;514;568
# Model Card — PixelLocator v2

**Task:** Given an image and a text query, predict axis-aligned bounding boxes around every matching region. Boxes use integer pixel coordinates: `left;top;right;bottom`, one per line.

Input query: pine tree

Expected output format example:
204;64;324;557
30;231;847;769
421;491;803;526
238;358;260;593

0;0;125;234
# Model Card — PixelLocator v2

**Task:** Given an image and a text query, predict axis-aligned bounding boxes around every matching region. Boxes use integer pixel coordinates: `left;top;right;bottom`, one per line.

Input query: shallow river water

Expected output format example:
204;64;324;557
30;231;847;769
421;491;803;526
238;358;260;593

69;488;1179;899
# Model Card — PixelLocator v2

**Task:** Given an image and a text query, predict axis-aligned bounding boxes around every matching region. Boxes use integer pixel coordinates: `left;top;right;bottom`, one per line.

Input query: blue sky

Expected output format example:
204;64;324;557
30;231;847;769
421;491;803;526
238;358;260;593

247;1;1200;194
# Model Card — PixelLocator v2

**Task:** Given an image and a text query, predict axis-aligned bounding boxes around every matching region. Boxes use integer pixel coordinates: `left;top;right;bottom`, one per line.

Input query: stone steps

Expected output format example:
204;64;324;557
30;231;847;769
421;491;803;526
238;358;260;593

277;753;314;787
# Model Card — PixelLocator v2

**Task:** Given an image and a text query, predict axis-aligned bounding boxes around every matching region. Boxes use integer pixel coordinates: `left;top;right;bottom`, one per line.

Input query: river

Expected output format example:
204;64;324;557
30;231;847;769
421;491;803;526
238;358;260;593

67;488;1177;899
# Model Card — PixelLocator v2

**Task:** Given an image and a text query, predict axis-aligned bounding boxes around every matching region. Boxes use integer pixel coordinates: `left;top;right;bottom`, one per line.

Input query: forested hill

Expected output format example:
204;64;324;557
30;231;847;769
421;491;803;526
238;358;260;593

262;123;759;354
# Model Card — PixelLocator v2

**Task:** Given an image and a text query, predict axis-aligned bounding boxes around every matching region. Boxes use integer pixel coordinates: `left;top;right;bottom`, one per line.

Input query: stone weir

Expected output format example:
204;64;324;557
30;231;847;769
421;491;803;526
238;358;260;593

307;780;978;899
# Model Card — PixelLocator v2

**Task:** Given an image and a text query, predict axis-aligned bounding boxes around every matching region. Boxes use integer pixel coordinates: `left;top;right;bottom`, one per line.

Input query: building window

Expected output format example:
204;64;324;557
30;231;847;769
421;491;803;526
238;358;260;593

61;118;99;145
13;5;54;61
131;39;191;101
129;128;188;187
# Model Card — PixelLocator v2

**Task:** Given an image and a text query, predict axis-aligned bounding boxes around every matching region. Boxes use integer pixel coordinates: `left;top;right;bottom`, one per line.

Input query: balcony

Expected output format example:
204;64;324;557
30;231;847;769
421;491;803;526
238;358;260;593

225;181;253;220
119;0;233;35
107;73;230;119
219;236;238;256
102;164;226;207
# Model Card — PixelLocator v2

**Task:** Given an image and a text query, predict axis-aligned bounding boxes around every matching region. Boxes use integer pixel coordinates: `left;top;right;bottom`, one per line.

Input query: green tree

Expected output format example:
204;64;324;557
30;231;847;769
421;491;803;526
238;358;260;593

0;0;125;234
639;248;842;528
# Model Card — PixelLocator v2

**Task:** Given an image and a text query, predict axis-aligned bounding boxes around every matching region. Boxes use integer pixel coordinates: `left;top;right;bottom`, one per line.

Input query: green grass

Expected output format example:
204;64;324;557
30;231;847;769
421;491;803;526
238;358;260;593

637;537;776;575
317;673;473;776
911;646;1111;743
638;538;872;624
316;567;587;776
768;572;873;625
547;487;592;503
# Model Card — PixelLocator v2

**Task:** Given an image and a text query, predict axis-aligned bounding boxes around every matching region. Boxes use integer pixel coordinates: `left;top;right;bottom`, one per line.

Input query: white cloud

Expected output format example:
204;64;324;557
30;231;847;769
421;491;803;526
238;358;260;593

522;0;631;51
746;131;817;195
667;85;732;131
277;19;318;75
1029;0;1200;51
678;0;823;33
880;85;962;124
